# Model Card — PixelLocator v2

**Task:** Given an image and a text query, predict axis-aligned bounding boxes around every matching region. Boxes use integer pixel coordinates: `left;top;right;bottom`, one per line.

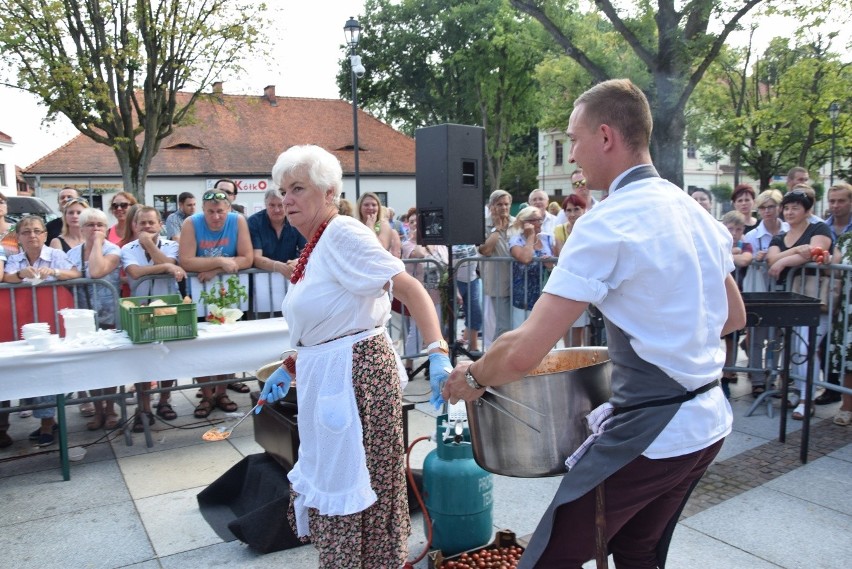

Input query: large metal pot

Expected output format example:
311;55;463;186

466;347;611;478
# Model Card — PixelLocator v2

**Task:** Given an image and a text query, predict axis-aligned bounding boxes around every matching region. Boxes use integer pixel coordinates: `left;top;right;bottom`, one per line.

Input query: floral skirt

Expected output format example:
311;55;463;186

287;333;410;568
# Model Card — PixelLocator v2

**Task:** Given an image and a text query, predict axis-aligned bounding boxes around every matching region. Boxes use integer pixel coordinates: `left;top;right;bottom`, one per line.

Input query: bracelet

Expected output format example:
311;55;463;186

426;339;449;354
465;366;485;390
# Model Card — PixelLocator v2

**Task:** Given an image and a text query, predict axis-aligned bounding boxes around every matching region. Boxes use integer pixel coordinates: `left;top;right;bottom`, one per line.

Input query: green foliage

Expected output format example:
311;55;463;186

710;183;733;202
345;0;545;191
769;182;787;193
0;0;268;200
689;28;850;190
199;275;247;310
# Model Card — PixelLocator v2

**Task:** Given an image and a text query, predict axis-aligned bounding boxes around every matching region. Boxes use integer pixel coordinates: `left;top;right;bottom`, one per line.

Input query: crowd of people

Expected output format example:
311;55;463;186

688;172;852;427
1;98;851;565
0;181;307;446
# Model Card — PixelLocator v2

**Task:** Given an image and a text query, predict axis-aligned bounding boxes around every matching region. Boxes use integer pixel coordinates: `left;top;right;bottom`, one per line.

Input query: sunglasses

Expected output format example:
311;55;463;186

572;179;586;188
111;202;131;210
203;191;229;201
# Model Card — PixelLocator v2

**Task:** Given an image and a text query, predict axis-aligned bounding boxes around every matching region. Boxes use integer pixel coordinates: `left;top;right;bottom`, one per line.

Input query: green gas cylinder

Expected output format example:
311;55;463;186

423;413;494;556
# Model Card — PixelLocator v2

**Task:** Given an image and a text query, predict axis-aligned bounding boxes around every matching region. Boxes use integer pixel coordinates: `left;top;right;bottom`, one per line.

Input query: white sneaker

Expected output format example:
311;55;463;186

18;410;32;418
834;410;852;426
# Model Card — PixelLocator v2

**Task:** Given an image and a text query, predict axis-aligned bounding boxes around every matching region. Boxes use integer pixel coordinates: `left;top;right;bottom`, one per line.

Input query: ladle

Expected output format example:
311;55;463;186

202;401;261;441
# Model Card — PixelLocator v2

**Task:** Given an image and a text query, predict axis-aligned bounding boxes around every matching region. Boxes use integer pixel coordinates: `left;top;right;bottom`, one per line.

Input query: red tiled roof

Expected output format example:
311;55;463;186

25;90;414;177
0;130;12;144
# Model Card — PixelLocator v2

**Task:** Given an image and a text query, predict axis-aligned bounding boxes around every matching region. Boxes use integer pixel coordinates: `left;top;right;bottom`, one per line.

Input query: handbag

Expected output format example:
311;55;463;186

791;273;840;314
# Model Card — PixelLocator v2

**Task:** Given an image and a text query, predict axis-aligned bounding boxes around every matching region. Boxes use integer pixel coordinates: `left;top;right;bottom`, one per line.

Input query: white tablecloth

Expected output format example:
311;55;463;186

0;318;290;400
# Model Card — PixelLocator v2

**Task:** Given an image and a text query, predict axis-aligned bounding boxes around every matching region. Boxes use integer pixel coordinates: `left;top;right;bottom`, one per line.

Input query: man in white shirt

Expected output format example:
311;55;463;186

121;206;184;426
528;188;556;236
444;79;746;568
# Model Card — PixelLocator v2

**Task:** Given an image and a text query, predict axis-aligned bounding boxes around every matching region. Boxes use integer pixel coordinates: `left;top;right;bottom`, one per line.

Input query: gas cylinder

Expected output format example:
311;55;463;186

423;413;494;556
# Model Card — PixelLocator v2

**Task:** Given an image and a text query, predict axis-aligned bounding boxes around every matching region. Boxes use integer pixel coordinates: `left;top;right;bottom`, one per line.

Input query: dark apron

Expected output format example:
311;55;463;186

518;165;723;568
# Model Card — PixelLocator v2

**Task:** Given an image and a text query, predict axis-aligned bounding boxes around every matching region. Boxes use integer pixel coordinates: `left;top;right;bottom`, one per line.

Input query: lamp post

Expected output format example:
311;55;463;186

829;101;840;187
344;16;364;201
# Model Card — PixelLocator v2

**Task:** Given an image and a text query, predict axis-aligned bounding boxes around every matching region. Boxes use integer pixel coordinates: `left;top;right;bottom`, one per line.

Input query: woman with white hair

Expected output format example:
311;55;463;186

509;205;555;328
67;207;123;430
259;144;451;568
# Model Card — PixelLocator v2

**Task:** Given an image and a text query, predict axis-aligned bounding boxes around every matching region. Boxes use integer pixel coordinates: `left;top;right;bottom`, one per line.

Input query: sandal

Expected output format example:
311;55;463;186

227;382;251;393
155;402;177;420
132;412;155;433
104;413;120;430
214;393;238;412
723;373;738;384
87;414;104;431
751;385;766;398
194;397;214;419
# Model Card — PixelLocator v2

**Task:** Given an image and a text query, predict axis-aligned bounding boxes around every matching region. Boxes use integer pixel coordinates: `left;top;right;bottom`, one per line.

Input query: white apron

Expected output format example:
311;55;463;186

288;327;407;537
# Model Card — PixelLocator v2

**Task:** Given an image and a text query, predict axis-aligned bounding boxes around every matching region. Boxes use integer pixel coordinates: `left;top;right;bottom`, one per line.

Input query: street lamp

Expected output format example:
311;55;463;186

829;101;840;187
344;16;365;200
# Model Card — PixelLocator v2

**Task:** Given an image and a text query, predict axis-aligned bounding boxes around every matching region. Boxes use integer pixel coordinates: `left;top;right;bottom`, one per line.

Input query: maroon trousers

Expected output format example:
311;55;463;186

535;438;724;568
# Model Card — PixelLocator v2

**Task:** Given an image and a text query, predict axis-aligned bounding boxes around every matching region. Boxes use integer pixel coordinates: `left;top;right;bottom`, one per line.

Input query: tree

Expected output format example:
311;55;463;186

689;34;851;189
510;0;838;188
341;0;544;192
0;0;267;200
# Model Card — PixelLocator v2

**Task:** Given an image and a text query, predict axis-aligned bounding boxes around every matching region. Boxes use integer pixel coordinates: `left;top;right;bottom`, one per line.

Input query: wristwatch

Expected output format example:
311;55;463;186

465;366;485;390
426;339;449;354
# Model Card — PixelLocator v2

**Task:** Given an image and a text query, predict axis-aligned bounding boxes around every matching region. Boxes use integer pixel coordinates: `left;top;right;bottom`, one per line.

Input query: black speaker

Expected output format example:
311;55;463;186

415;124;486;245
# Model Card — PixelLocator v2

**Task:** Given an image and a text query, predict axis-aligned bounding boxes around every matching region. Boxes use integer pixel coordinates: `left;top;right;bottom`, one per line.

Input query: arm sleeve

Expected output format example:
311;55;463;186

323;218;404;297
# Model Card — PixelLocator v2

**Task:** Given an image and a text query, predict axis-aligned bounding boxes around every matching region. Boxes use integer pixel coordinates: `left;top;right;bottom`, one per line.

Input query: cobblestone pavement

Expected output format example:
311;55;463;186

683;419;851;518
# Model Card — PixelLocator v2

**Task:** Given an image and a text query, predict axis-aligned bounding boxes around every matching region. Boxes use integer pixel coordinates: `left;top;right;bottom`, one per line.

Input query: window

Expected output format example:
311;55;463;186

687;143;697;159
555;141;563;166
154;194;177;221
374;192;389;206
0;164;6;187
553;189;563;198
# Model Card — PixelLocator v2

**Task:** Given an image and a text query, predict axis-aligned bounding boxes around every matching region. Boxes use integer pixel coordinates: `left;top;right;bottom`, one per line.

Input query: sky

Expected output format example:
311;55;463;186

0;2;844;169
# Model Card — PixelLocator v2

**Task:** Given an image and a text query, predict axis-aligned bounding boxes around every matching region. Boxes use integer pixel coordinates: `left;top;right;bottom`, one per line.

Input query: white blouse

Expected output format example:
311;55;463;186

283;215;405;347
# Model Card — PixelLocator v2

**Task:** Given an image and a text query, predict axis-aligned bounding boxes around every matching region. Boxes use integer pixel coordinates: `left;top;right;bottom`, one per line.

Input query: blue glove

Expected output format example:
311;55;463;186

255;366;292;413
428;352;453;409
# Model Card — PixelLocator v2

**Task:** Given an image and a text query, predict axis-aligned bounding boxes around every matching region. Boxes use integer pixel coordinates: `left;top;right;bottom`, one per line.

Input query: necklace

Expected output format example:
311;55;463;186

290;216;335;284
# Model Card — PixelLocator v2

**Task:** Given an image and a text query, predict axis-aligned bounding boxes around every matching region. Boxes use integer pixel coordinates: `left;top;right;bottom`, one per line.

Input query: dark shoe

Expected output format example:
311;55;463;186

214;393;238;412
194;397;214;419
36;431;56;447
0;431;12;448
751;385;766;398
814;391;841;405
155;402;177;420
132;412;155;433
29;424;58;441
227;382;251;393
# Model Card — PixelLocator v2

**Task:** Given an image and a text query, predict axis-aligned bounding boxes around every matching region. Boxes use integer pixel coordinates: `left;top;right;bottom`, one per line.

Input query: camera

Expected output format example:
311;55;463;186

350;55;366;79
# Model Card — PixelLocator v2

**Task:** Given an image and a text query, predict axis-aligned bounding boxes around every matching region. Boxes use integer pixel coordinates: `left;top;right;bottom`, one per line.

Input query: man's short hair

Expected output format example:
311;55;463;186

528;188;547;201
828;182;852;202
786;167;808;185
214;178;237;196
488;189;511;206
263;188;283;203
178;192;194;204
574;79;652;152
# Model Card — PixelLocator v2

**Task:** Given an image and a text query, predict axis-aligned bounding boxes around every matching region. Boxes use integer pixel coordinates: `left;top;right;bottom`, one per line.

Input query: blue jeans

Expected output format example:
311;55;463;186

457;278;483;331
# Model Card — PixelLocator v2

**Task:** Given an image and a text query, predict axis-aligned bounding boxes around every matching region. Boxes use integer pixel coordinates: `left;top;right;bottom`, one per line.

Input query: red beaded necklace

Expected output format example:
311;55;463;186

290;216;335;284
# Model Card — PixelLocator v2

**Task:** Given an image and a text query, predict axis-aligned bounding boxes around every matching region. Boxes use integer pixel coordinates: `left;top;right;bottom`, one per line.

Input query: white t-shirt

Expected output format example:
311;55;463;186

120;238;180;297
283;215;405;347
544;171;734;458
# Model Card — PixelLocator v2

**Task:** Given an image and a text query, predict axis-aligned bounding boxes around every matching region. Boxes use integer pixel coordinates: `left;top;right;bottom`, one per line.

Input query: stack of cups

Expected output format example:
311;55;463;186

59;308;97;340
21;322;51;342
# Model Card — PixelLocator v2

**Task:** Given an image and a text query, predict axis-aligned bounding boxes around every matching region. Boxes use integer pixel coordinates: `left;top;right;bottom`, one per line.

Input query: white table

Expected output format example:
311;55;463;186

0;318;291;400
0;318;290;480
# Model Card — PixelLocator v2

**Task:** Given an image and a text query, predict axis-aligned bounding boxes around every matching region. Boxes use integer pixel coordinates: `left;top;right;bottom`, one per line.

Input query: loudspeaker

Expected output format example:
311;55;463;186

415;124;485;245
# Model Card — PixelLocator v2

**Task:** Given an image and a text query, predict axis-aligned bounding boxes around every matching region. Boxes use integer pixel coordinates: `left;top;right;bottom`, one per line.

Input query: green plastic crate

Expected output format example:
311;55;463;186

120;294;198;344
